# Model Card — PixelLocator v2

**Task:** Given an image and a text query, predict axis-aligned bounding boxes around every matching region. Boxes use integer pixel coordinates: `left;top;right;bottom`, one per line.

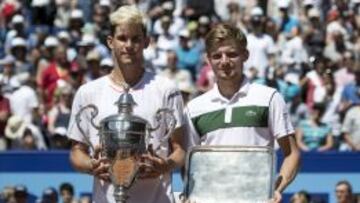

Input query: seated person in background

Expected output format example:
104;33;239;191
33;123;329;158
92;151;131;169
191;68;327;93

290;190;311;203
295;103;334;152
340;103;360;151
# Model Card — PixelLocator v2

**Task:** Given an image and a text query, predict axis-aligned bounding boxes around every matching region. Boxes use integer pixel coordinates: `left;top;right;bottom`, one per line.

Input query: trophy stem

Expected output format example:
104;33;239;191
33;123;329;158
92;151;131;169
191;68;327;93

114;186;128;203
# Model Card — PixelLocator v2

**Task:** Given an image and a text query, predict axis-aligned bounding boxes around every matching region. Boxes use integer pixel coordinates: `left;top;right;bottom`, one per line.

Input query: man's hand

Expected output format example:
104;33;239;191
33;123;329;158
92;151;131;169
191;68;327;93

269;191;282;203
88;145;110;182
139;146;174;179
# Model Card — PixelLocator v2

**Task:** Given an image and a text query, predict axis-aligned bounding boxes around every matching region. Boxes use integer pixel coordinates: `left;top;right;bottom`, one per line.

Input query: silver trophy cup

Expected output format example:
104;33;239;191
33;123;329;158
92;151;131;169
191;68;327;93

75;86;176;203
183;146;275;203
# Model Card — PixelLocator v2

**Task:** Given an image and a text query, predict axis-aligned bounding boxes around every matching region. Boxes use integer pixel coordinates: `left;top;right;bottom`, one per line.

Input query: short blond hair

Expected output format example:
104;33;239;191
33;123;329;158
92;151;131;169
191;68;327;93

205;23;247;53
109;5;147;36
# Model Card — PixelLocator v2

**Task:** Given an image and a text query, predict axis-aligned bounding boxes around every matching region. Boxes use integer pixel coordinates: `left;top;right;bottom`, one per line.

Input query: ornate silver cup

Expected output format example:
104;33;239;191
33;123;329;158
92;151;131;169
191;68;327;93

183;146;275;203
75;86;176;203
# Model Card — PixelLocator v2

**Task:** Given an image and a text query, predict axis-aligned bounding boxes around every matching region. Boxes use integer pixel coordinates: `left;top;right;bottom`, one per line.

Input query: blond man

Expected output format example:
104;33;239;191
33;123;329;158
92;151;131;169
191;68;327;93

67;6;186;203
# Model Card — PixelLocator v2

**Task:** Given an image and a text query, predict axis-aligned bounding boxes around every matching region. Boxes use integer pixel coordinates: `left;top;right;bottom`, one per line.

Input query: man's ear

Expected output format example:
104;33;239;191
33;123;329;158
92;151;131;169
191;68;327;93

205;53;211;66
144;36;150;48
107;36;113;50
242;49;249;62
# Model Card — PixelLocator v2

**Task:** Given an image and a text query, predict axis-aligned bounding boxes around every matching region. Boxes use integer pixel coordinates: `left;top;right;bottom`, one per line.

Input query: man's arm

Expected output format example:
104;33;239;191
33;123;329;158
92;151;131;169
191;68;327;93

140;126;186;178
69;140;110;181
275;134;301;193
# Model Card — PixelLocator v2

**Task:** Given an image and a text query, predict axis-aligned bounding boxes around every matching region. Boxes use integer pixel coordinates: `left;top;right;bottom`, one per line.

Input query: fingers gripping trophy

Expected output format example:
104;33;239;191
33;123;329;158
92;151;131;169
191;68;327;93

75;83;176;203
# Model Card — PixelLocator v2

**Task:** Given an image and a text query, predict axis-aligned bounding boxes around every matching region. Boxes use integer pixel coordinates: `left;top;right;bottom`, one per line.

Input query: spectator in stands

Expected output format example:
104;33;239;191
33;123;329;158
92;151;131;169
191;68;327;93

245;7;276;78
59;182;77;203
0;83;11;150
83;50;102;82
300;55;329;110
160;50;195;103
41;187;58;203
40;45;73;110
0;55;20;97
334;51;356;90
296;103;334;152
340;101;360;151
339;68;360;114
290;190;311;203
277;1;300;35
13;185;28;203
303;7;326;57
196;58;215;94
183;0;218;21
9;74;39;124
10;37;32;74
5;115;47;150
99;58;114;76
0;186;15;203
47;83;72;137
335;180;355;203
175;28;202;80
36;36;60;86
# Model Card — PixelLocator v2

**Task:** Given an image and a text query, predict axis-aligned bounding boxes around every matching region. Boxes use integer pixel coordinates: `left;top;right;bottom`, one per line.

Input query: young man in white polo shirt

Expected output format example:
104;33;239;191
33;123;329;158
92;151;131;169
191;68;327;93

67;6;186;203
184;23;300;203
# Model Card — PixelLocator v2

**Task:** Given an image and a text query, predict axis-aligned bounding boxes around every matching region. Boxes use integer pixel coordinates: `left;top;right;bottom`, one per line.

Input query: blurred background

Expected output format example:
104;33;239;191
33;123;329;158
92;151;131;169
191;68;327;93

0;0;360;202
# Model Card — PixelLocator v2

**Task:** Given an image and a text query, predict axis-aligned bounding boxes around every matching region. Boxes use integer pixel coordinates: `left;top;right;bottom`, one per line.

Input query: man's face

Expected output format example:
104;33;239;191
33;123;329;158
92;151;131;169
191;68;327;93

61;190;73;203
107;23;149;69
206;41;248;82
336;184;350;203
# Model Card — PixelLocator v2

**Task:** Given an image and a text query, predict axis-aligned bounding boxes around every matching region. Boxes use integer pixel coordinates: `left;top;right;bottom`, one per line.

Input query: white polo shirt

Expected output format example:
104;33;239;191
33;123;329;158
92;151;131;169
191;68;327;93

185;78;294;148
67;71;184;203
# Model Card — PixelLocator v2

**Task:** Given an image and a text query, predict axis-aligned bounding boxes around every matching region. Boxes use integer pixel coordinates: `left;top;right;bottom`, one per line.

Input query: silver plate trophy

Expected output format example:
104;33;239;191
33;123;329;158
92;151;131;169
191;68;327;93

75;84;176;203
184;146;275;203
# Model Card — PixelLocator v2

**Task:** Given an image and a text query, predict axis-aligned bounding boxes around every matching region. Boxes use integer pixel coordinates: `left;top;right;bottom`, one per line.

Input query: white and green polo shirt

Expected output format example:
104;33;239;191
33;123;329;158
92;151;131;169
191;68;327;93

184;78;294;148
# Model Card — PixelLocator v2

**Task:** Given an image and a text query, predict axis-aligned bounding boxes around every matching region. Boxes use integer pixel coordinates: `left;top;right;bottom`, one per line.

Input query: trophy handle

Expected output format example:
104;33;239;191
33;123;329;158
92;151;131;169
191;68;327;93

147;108;177;144
75;104;101;151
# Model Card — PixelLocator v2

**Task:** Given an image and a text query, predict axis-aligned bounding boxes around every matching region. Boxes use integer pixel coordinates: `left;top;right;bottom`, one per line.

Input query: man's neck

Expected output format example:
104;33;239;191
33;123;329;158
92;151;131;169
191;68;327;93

217;77;243;99
110;66;144;88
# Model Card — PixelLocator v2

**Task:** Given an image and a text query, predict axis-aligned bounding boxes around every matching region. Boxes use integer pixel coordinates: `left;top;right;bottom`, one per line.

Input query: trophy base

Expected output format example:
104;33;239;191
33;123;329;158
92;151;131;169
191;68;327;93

114;186;128;203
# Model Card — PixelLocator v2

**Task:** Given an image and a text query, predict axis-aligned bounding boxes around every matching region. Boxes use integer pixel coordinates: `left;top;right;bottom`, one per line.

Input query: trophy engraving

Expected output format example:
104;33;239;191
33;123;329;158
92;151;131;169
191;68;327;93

75;85;176;203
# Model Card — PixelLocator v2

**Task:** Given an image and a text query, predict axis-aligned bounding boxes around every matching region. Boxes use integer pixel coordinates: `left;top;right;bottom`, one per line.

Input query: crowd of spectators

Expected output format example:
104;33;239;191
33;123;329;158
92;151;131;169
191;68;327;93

1;0;360;152
0;0;360;202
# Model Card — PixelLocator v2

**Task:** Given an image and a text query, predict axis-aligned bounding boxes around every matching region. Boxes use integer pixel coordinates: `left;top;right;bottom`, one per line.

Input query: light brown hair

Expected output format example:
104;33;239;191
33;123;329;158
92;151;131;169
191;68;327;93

205;23;247;53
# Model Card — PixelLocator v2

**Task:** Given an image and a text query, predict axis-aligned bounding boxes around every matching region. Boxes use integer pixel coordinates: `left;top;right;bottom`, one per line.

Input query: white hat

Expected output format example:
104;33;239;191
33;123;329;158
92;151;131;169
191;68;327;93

303;0;315;6
77;34;96;46
99;0;110;7
100;58;114;67
54;127;67;136
162;1;174;10
284;73;300;85
11;37;27;48
11;14;25;24
0;55;15;65
277;0;290;9
86;50;101;61
44;36;59;47
308;8;320;18
5;116;27;139
199;16;210;25
57;31;70;40
31;0;50;7
179;29;190;38
250;7;264;16
70;9;84;19
178;80;195;94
